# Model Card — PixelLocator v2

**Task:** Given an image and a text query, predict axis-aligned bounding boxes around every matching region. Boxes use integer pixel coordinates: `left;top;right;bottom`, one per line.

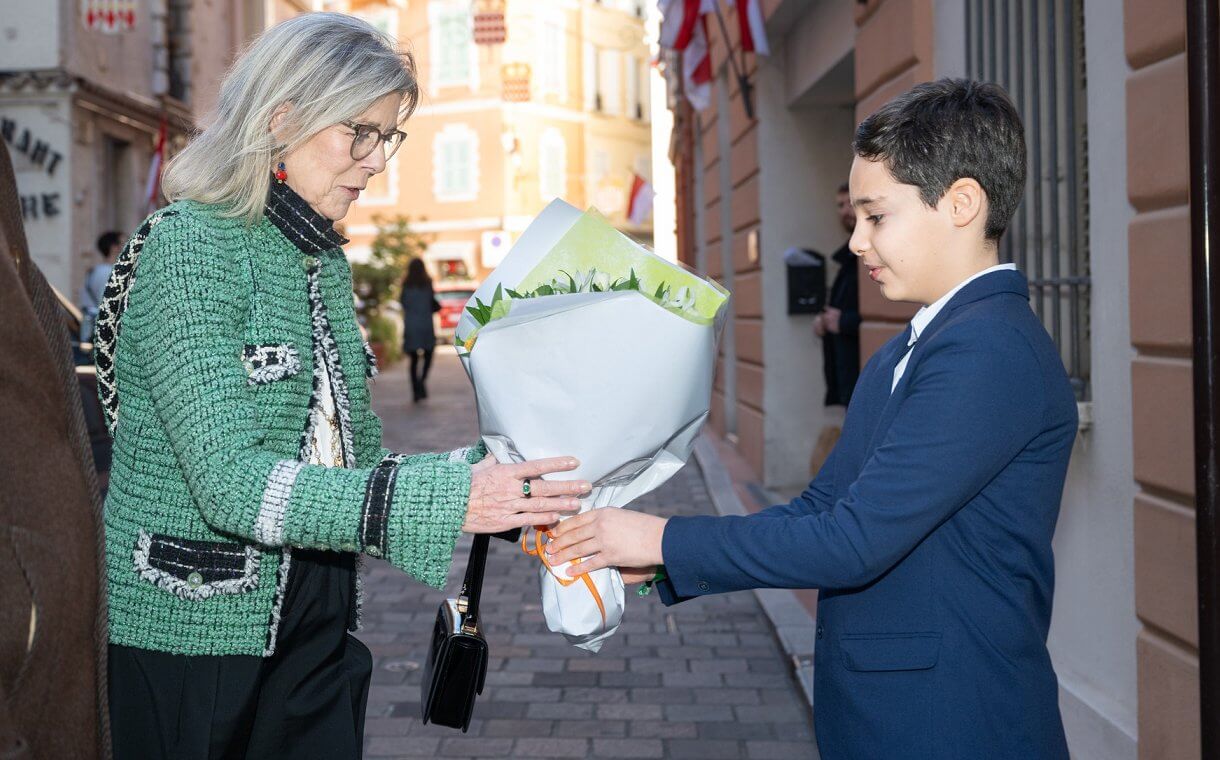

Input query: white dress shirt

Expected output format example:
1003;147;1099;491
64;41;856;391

891;263;1018;393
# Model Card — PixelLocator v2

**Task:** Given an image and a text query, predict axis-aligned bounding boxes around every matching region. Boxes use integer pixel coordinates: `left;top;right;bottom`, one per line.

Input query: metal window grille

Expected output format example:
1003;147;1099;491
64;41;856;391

967;0;1091;400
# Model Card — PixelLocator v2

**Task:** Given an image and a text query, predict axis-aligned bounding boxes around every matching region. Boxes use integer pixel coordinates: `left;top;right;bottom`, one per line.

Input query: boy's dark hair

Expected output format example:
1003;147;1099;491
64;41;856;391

837;182;849;194
96;231;122;257
852;78;1026;241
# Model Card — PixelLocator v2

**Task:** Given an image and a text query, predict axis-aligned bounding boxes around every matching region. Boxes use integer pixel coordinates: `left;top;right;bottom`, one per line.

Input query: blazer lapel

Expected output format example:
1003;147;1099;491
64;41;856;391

863;270;1031;455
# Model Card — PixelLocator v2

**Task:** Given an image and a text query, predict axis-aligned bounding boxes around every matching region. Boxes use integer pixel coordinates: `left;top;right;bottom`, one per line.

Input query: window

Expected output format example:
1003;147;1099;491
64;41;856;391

429;1;475;90
539;128;567;202
433;124;479;202
584;42;599;111
361;161;398;205
599;49;621;115
167;1;189;101
102;135;134;230
626;55;641;120
592;149;610;184
538;10;567;100
967;0;1090;400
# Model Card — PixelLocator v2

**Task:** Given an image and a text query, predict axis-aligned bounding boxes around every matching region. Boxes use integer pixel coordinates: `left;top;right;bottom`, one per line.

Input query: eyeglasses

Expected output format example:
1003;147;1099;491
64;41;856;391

341;120;407;161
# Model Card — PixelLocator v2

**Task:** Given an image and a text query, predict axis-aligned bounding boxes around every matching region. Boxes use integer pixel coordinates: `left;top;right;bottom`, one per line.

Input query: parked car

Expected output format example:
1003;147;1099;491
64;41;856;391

434;284;477;340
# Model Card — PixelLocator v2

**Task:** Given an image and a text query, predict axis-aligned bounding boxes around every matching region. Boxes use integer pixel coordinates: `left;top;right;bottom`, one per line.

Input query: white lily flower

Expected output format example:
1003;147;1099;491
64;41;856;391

662;286;696;314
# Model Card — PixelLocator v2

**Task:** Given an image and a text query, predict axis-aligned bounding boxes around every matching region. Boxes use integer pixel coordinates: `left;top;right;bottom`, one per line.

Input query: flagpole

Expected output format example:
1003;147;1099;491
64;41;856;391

711;2;754;120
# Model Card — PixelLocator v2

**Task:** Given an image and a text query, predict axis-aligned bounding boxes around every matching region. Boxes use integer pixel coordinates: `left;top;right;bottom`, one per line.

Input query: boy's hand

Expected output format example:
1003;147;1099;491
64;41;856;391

546;508;667;575
620;566;659;585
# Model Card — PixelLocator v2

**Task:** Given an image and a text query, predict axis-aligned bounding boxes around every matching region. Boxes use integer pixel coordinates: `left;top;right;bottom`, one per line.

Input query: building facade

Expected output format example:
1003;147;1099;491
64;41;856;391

665;0;1202;757
0;0;304;300
338;0;655;285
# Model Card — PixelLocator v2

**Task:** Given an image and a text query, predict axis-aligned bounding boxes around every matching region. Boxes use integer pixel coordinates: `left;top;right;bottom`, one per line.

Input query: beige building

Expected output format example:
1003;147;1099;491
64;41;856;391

666;0;1211;757
0;0;312;299
338;0;654;285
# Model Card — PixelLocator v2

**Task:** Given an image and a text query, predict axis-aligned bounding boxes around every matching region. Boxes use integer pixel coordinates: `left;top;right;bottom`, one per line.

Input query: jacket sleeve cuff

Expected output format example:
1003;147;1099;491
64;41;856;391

661;515;721;599
654;571;692;606
384;460;471;589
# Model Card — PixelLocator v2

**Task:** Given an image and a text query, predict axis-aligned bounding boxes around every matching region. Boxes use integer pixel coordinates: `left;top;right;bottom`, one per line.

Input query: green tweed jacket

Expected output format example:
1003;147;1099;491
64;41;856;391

97;185;480;657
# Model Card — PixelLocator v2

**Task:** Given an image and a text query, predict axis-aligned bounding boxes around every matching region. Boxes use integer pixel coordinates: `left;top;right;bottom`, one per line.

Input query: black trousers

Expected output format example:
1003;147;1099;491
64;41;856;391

109;551;372;760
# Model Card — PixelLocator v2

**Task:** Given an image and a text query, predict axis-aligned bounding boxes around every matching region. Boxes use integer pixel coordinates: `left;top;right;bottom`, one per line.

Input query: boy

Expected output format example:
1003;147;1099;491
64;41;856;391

548;79;1077;759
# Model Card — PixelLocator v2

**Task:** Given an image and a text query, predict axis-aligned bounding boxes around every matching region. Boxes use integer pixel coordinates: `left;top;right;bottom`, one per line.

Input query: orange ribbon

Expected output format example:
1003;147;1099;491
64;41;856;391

521;526;607;627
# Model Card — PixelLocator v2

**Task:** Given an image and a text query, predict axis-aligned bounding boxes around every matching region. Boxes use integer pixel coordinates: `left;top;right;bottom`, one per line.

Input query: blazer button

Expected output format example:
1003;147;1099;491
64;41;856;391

365;545;382;558
187;571;204;589
302;255;319;271
697;581;710;592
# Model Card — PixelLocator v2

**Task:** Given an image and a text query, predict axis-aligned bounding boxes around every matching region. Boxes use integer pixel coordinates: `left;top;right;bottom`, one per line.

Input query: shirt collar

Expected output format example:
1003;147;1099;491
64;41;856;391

264;177;349;254
908;263;1017;346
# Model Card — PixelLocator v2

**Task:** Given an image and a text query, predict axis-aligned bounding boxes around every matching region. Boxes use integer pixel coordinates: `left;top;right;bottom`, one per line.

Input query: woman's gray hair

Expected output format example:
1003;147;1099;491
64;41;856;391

161;12;419;222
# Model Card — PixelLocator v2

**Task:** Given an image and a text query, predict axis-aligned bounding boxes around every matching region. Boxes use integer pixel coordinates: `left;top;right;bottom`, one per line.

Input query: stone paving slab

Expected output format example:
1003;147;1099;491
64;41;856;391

360;349;816;758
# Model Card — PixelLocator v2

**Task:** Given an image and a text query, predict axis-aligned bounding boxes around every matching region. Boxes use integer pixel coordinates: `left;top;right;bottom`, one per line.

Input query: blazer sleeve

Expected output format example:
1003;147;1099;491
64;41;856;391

661;319;1047;596
129;215;469;589
752;444;841;520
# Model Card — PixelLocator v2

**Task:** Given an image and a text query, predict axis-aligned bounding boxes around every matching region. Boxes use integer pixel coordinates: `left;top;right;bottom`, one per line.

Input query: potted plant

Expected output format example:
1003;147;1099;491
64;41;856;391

349;214;430;366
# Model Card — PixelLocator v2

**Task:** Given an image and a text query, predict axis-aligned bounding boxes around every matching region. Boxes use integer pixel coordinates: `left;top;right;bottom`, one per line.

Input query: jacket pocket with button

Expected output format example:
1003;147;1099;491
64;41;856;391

839;632;942;672
241;343;301;385
132;529;260;601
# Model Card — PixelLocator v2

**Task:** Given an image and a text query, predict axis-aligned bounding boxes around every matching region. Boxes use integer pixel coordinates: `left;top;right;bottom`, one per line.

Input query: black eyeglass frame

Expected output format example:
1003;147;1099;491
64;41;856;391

341;120;407;161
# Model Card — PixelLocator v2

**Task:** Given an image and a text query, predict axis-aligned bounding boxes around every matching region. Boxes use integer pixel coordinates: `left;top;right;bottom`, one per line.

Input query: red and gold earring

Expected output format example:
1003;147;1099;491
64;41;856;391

274;161;287;183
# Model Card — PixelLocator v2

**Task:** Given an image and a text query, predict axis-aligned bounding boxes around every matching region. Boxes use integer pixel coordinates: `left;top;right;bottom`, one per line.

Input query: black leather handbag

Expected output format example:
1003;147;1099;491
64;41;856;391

421;534;491;732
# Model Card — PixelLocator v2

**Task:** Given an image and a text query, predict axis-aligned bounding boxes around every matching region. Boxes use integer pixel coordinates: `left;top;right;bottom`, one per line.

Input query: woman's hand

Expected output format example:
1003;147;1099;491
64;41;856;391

545;508;667;576
463;455;589;534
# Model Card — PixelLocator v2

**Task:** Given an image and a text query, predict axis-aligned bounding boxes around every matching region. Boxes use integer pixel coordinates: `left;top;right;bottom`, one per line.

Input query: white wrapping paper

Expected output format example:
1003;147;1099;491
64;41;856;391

457;200;727;651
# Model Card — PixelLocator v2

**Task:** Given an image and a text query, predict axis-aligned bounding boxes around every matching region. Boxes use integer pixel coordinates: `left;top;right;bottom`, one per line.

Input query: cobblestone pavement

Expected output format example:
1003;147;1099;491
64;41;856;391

360;348;816;759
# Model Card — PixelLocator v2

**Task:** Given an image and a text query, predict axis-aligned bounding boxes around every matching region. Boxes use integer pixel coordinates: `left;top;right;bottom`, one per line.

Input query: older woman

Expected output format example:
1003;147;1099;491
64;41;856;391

95;13;585;759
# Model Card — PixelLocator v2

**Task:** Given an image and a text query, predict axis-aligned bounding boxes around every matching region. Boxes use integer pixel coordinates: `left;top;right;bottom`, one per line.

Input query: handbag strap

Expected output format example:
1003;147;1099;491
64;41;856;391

458;534;490;633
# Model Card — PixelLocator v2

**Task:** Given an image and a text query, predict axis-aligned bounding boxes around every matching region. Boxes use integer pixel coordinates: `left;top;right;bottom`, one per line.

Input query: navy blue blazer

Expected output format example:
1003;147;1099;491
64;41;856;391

661;270;1076;759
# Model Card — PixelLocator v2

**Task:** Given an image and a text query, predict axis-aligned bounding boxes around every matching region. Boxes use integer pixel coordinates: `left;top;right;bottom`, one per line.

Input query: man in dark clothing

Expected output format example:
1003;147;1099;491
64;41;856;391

814;183;862;406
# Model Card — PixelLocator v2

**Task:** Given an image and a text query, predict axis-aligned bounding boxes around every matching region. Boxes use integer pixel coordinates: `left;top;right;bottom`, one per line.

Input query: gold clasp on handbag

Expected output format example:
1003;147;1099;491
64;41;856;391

456;596;469;614
461;621;479;635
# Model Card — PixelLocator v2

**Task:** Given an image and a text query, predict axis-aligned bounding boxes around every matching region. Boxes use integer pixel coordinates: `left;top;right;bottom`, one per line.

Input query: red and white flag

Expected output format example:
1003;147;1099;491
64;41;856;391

627;173;655;226
658;0;714;110
143;117;168;214
727;0;769;56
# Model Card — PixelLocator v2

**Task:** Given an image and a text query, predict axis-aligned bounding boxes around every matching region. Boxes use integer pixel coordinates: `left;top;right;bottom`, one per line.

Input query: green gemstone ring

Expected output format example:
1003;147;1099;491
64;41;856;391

522;478;532;498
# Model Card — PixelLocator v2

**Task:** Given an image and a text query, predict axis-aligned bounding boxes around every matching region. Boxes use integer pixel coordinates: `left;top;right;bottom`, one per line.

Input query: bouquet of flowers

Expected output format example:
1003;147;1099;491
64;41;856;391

457;200;728;652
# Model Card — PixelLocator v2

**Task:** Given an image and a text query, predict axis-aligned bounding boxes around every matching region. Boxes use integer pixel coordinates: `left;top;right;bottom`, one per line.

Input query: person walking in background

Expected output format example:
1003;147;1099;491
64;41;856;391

79;230;123;342
813;182;862;406
399;257;439;402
